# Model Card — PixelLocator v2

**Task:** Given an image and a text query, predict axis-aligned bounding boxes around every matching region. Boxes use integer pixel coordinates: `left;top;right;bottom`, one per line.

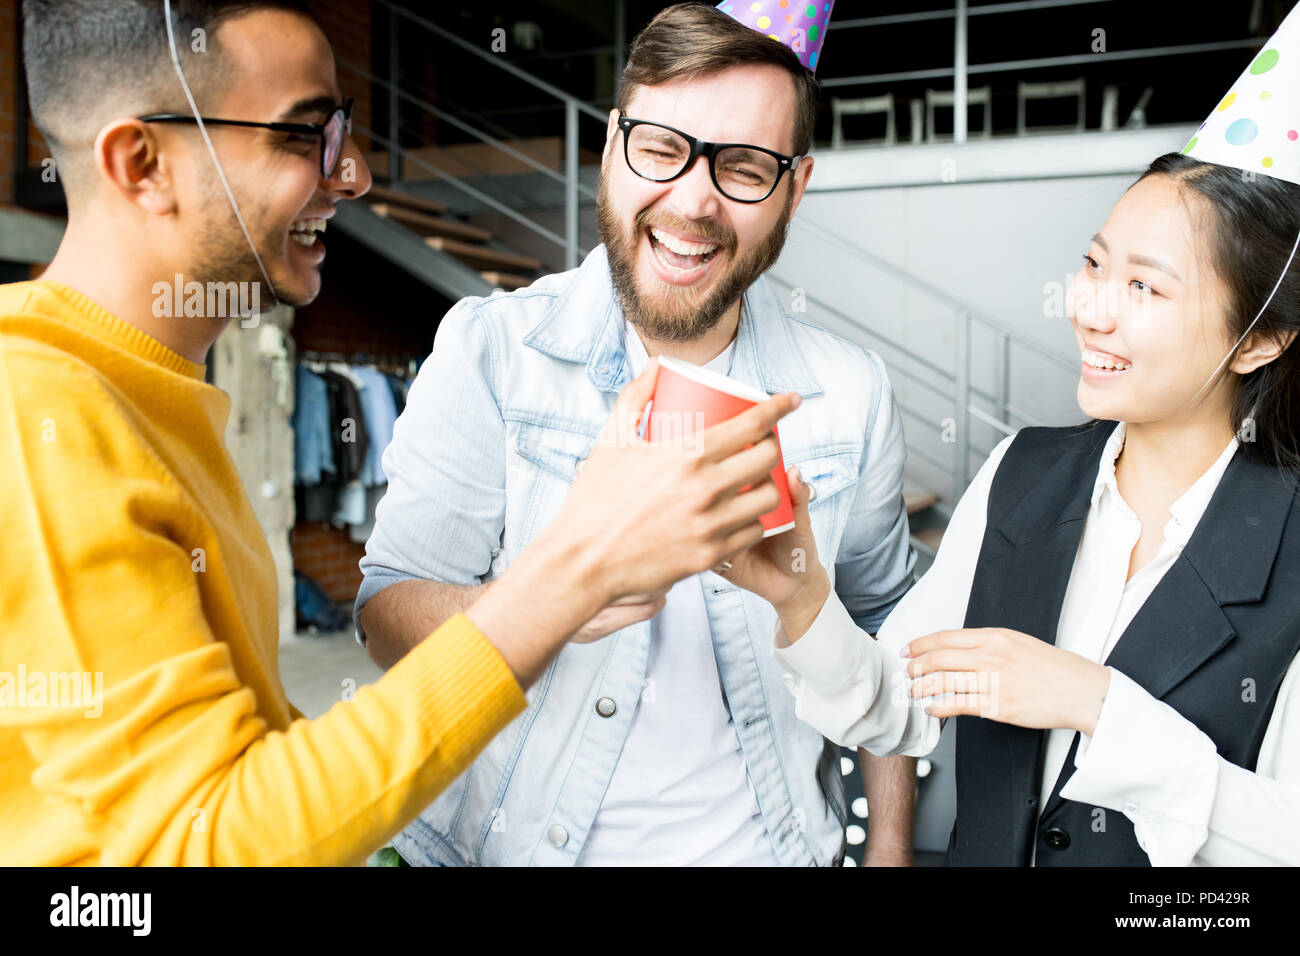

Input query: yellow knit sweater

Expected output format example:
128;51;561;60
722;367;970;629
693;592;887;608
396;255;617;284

0;280;525;865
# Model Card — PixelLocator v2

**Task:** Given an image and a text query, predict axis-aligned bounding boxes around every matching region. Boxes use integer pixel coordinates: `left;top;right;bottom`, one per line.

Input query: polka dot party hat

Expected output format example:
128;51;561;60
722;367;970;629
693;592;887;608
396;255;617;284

1183;1;1300;186
715;1;836;73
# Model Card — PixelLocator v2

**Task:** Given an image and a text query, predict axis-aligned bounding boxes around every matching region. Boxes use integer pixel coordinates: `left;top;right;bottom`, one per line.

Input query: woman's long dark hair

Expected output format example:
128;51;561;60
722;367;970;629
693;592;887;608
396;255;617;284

1120;152;1300;472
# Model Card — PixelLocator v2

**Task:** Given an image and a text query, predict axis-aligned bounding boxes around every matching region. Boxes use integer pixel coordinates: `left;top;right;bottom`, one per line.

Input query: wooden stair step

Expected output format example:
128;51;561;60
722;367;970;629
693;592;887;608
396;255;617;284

425;236;542;273
480;271;535;291
913;527;945;552
369;203;492;242
365;184;447;216
904;491;938;515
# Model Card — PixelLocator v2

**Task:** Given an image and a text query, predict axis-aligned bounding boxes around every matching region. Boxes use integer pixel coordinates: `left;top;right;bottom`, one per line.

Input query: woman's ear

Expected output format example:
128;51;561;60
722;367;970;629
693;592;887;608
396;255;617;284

1232;327;1299;375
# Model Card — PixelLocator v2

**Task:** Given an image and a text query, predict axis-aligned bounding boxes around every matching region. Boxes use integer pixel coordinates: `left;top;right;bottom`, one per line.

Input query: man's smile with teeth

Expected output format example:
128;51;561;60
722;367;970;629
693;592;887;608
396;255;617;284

646;225;723;275
290;217;328;246
649;226;719;257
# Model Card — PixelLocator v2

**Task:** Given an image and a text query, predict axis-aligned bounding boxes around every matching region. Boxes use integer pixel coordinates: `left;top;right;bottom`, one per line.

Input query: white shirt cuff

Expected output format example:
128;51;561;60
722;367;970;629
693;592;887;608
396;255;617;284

771;590;867;695
1061;667;1219;866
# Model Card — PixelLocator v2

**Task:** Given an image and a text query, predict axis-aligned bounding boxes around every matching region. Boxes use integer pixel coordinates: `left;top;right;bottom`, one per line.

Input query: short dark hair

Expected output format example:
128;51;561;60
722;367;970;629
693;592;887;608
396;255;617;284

1134;152;1300;472
22;0;312;165
616;2;821;156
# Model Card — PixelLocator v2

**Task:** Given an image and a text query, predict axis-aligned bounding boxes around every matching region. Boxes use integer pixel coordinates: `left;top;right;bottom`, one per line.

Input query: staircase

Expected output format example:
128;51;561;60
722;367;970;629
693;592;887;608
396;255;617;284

333;182;544;300
904;491;946;562
367;183;545;290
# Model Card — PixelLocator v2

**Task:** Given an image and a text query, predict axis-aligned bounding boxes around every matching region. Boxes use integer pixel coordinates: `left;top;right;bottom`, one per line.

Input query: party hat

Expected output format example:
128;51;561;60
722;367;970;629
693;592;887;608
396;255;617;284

716;1;836;73
1183;2;1300;185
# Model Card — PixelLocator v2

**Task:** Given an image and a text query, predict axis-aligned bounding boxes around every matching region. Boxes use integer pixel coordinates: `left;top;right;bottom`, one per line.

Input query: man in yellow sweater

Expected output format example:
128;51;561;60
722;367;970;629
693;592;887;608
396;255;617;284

0;0;797;864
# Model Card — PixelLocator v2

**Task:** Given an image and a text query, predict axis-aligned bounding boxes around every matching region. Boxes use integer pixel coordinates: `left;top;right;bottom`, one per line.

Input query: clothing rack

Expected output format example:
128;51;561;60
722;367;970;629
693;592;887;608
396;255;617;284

297;349;420;376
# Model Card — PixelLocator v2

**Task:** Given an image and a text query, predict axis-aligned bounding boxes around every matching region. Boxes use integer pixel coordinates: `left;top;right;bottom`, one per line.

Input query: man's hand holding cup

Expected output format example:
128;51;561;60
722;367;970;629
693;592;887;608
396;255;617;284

554;357;801;640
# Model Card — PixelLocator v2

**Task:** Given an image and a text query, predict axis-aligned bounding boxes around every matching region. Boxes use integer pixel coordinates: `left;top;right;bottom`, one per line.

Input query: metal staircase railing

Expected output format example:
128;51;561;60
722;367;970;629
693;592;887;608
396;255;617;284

772;217;1081;503
825;0;1267;144
344;107;594;266
366;0;607;271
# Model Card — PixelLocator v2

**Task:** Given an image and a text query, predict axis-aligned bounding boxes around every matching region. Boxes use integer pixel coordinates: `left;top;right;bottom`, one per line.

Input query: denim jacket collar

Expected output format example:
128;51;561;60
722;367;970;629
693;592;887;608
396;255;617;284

521;245;823;398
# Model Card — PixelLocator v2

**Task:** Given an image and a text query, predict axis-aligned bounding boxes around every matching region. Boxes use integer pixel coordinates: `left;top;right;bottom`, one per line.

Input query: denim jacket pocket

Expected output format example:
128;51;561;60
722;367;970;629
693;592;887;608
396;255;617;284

789;448;860;512
512;420;600;484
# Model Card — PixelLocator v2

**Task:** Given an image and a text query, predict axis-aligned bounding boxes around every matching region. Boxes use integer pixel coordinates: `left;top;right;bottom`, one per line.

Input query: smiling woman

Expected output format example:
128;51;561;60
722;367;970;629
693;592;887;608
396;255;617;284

1071;152;1300;470
741;32;1300;862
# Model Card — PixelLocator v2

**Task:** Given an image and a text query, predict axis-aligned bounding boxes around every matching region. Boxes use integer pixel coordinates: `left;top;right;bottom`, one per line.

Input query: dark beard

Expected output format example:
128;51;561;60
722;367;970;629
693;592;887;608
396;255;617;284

597;175;793;343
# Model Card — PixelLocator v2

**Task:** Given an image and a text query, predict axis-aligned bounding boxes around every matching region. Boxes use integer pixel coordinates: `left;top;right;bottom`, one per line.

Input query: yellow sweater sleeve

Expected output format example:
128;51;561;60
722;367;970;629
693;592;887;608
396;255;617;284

0;347;526;866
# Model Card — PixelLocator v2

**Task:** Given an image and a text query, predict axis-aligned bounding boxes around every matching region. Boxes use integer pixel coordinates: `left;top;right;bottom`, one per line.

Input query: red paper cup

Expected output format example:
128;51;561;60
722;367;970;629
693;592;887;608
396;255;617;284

645;356;795;537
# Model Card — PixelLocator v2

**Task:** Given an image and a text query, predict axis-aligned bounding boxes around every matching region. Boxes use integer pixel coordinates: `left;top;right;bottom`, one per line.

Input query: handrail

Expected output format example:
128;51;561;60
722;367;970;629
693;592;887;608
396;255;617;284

835;0;1120;29
372;0;607;123
791;217;1080;375
337;56;598;201
969;405;1021;437
822;38;1267;89
356;122;588;260
778;215;1082;501
768;264;1052;499
367;0;601;268
766;269;992;401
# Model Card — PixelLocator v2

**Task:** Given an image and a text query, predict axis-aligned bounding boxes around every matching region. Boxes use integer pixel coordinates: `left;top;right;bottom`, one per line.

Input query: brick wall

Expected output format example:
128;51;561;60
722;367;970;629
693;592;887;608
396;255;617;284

291;231;445;356
290;521;368;609
24;80;45;169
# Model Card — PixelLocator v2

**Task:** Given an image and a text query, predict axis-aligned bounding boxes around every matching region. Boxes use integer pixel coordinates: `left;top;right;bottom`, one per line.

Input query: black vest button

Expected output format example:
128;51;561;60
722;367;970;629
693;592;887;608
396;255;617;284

1043;826;1070;850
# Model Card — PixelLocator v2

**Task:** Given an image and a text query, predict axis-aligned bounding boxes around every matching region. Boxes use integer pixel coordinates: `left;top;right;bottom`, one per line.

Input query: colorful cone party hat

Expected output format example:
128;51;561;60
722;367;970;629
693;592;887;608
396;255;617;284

1183;1;1300;185
716;1;835;73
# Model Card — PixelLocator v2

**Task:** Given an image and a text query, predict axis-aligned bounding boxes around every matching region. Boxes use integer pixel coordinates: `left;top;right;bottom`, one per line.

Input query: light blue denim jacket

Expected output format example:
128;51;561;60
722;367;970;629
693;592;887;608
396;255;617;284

356;246;916;866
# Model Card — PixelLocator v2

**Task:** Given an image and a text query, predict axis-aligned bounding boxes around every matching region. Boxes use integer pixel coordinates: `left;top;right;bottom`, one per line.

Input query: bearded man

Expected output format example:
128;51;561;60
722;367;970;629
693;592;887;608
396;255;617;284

356;2;919;867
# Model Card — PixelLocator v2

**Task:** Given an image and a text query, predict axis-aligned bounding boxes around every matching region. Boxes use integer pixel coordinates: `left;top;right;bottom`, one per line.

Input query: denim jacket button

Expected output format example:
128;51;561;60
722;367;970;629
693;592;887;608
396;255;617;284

595;697;617;718
547;824;568;847
575;457;586;473
807;483;818;502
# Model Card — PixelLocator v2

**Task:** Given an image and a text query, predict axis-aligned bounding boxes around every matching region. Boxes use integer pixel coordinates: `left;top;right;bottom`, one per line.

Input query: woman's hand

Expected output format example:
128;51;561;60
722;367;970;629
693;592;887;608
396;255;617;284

717;465;831;642
901;628;1112;735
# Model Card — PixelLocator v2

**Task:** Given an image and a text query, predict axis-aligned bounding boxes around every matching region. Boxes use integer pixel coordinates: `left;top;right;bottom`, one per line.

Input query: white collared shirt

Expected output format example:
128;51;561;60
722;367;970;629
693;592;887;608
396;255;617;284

772;421;1300;865
577;320;778;866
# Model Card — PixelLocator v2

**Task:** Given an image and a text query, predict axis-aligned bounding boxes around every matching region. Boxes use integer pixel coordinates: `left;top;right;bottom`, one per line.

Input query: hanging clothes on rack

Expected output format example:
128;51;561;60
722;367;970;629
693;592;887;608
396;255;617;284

353;366;398;487
292;366;334;486
290;350;416;533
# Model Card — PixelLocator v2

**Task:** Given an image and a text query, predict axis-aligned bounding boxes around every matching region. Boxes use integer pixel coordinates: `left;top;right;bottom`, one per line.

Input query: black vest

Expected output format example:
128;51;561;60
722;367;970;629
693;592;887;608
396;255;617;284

945;420;1300;866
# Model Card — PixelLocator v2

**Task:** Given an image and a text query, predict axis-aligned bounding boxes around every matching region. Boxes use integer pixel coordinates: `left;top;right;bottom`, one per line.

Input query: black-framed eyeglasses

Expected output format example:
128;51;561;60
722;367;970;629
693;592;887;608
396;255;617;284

138;97;354;179
616;110;802;204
